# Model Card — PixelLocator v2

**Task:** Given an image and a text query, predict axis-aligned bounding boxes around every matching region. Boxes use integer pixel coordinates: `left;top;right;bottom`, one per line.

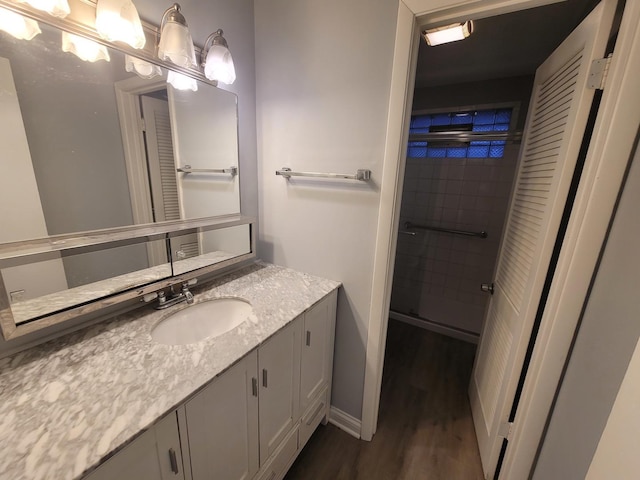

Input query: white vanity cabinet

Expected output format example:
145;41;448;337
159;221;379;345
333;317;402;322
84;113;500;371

82;288;338;480
185;351;260;480
84;412;185;480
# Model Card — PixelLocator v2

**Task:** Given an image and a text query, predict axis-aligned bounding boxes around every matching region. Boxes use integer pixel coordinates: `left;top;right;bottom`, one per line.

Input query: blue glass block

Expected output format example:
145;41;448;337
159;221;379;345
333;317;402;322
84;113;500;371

494;123;510;131
411;115;431;128
468;145;490;157
452;113;472;125
427;147;446;158
473;110;496;125
446;147;467;158
489;145;505;158
407;147;427;157
472;124;492;132
495;109;512;124
471;140;491;146
431;113;451;126
491;140;506;146
410;127;429;134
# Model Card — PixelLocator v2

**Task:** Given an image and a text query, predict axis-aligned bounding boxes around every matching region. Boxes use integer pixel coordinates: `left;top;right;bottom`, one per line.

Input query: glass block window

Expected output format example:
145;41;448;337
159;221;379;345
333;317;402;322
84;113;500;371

407;108;512;159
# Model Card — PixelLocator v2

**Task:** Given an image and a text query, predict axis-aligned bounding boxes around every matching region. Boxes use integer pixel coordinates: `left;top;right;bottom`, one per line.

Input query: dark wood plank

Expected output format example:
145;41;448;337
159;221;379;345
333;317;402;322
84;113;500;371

284;320;484;479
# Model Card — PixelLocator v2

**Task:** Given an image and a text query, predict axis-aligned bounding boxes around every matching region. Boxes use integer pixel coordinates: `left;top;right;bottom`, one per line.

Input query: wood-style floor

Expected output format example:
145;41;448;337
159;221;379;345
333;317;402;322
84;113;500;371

284;319;484;480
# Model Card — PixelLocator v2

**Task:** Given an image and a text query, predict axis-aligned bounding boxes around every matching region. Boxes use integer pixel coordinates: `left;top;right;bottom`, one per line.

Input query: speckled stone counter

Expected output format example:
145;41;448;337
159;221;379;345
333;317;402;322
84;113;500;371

0;262;340;480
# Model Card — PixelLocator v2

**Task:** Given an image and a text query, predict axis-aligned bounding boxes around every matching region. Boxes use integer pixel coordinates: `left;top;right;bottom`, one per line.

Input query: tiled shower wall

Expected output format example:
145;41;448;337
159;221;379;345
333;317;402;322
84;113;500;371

390;145;518;335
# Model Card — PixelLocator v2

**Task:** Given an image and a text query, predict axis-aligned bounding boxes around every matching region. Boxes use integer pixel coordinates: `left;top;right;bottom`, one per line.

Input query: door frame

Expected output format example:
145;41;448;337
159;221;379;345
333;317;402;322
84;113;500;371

364;0;640;477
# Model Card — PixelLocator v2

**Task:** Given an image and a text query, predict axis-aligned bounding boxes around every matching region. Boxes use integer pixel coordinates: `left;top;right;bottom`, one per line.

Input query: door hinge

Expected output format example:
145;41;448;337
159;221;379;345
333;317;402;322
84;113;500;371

139;117;146;132
587;54;612;90
498;421;514;441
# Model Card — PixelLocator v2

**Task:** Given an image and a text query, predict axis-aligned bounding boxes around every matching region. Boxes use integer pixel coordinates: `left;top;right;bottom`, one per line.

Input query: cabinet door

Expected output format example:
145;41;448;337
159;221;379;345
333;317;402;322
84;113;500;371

258;320;301;465
84;412;184;480
300;291;336;414
185;351;259;480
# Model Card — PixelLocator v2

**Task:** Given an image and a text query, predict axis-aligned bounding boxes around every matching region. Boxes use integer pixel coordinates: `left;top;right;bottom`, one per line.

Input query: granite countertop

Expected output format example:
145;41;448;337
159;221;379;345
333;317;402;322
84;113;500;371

0;262;340;480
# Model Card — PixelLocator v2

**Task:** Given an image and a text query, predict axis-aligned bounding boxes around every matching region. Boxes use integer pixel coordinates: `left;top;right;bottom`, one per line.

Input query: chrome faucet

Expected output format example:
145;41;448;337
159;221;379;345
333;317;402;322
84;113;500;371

150;279;197;310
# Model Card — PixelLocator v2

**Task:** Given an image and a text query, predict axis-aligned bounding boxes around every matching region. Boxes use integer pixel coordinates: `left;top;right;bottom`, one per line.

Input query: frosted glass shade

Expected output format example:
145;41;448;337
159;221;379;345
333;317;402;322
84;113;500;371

125;55;161;79
0;7;41;40
17;0;70;18
96;0;146;49
204;44;236;84
158;22;196;68
62;32;110;62
167;70;197;91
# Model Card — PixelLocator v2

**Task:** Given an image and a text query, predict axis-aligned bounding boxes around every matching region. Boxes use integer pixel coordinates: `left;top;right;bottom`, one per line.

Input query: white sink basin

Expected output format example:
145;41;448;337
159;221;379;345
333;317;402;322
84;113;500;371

151;298;254;345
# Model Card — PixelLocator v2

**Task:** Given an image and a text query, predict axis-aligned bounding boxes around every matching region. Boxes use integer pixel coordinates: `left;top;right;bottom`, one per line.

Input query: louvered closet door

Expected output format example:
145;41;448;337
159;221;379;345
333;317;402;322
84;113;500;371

141;96;199;262
468;2;615;478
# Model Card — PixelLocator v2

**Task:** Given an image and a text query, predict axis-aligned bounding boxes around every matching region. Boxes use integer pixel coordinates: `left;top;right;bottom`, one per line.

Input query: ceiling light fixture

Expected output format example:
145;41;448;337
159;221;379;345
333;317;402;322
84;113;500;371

0;7;41;39
201;29;236;85
423;20;473;46
157;3;196;68
95;0;146;49
61;31;110;62
16;0;70;18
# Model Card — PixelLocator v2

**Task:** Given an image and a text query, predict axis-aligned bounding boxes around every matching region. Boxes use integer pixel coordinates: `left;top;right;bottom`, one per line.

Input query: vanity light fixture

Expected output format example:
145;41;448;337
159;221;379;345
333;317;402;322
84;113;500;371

167;70;197;91
125;54;162;78
95;0;145;49
157;3;196;68
61;31;110;62
423;20;473;46
0;7;41;39
201;29;236;84
15;0;70;18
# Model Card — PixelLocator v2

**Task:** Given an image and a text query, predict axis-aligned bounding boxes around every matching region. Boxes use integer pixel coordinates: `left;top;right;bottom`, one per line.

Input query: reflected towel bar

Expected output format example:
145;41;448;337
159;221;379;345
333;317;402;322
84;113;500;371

276;167;371;181
177;165;237;176
404;221;487;239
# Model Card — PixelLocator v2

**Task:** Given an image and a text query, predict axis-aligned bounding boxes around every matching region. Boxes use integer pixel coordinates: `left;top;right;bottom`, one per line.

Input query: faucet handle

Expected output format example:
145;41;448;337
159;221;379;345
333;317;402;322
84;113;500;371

184;278;198;287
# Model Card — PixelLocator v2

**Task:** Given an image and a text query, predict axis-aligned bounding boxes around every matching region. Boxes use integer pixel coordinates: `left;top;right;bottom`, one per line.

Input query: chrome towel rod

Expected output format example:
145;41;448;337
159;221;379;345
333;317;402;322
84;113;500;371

405;221;487;239
177;165;238;176
276;167;371;181
408;130;522;143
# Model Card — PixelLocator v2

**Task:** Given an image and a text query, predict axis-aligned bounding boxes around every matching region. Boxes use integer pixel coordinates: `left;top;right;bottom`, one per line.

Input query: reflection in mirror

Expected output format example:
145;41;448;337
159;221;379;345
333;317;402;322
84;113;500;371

2;236;171;325
170;224;252;276
0;18;240;246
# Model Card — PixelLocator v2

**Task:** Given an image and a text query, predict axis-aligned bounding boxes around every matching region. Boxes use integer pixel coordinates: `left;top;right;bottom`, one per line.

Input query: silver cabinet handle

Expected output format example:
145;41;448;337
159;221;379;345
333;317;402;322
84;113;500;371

262;369;268;388
306;330;311;346
252;377;258;397
168;448;179;474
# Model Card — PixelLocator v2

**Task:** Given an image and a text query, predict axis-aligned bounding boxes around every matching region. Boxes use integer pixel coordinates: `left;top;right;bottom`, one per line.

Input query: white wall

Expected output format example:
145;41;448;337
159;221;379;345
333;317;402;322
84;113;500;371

254;0;398;419
533;132;640;478
586;337;640;479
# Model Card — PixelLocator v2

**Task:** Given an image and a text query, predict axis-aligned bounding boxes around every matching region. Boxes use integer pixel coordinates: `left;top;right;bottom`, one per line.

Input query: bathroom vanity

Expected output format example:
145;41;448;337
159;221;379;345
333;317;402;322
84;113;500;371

0;263;339;480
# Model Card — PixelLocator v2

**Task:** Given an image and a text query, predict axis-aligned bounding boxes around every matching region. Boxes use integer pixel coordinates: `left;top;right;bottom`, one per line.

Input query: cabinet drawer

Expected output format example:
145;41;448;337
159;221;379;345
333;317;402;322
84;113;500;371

299;386;329;449
256;425;299;480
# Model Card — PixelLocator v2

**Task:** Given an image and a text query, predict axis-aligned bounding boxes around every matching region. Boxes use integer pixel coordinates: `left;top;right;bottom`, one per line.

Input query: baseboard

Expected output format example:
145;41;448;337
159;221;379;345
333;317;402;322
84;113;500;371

389;310;479;344
328;406;361;439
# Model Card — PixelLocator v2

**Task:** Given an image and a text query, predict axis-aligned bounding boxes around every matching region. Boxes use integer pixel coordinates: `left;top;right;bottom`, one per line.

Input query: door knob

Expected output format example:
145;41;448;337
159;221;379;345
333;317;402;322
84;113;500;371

481;283;495;295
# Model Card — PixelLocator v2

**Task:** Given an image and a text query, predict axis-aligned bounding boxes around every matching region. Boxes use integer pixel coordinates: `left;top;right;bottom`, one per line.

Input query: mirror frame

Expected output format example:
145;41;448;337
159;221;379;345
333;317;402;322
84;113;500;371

0;215;256;339
0;1;254;340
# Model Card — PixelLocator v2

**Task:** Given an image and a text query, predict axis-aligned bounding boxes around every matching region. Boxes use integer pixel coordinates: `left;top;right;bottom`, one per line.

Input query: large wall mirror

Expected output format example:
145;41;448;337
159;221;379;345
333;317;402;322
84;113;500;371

0;3;253;339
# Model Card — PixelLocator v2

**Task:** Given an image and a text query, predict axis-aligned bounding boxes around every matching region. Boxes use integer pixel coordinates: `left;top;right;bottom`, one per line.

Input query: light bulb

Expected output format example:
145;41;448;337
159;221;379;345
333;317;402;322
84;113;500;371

16;0;70;18
204;44;236;84
0;7;41;40
167;70;197;91
125;55;162;79
96;0;146;49
62;32;110;62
